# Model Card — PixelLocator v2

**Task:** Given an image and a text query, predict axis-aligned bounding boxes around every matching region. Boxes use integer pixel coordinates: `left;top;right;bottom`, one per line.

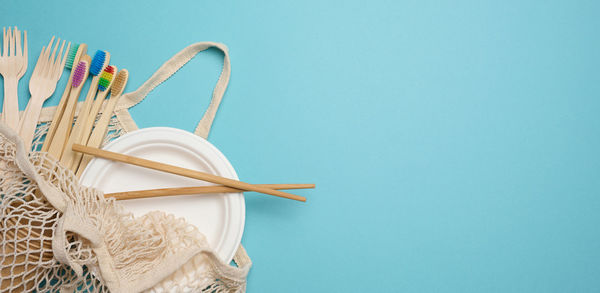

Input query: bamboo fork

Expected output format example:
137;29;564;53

19;37;70;151
0;27;27;131
105;184;315;201
72;144;308;202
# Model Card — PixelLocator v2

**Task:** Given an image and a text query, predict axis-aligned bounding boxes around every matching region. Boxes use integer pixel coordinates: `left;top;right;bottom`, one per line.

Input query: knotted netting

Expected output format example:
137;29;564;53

0;121;249;292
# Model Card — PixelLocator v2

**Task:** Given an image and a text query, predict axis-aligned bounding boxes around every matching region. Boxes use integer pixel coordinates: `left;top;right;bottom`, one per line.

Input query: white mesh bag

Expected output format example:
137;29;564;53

0;42;251;292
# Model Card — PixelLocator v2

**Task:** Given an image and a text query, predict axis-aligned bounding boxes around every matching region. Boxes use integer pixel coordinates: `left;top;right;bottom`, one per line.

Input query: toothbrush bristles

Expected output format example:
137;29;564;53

111;69;129;96
65;43;80;69
90;50;107;76
98;65;116;91
72;61;88;88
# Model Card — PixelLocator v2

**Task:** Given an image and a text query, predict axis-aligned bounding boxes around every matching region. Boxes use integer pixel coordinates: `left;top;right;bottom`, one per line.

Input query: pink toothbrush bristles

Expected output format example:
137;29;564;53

72;61;87;88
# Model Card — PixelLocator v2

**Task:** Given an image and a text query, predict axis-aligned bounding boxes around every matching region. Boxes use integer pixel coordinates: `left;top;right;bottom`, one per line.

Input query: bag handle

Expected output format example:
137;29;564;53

113;42;252;269
116;42;231;138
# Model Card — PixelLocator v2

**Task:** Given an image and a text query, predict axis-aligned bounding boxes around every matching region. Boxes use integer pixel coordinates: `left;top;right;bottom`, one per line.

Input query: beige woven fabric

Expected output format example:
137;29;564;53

0;42;251;292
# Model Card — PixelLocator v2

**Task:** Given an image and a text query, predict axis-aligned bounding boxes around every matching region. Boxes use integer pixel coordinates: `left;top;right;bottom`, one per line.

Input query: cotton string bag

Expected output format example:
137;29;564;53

0;42;252;292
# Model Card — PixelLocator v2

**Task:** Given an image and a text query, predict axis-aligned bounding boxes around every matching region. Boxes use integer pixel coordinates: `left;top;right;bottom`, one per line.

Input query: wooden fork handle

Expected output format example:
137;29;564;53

2;76;19;131
18;95;44;151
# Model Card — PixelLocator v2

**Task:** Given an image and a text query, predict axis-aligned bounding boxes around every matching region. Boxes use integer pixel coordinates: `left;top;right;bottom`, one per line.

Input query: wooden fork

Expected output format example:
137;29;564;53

18;37;70;151
0;27;27;131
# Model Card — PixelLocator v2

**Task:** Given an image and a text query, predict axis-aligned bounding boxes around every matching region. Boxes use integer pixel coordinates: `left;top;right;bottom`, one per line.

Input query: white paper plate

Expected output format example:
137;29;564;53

79;127;245;263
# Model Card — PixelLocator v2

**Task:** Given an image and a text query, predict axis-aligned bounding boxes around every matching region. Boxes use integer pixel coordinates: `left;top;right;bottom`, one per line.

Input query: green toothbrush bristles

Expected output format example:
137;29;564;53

98;66;115;91
98;75;111;91
65;43;80;69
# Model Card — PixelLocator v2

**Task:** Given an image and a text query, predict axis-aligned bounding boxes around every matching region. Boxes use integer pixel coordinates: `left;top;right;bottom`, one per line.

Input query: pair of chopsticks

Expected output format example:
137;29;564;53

72;144;312;202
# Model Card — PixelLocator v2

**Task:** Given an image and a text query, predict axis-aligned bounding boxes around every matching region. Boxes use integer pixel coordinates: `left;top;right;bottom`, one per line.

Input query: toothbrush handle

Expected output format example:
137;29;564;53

42;80;72;152
75;96;120;177
46;90;80;160
3;76;20;131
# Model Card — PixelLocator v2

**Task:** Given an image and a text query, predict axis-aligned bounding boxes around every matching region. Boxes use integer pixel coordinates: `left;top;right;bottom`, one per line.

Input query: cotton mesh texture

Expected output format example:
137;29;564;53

0;118;248;292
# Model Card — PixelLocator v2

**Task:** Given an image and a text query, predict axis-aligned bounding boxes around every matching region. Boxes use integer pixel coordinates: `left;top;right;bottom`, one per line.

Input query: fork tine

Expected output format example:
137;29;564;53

23;30;27;69
56;41;70;80
37;40;50;77
53;40;66;79
49;39;61;69
50;38;63;77
8;27;15;57
56;40;65;65
11;27;16;57
44;36;55;66
32;46;46;77
2;27;7;57
15;27;22;58
51;38;60;61
42;37;57;77
47;36;55;50
4;27;8;57
5;27;9;57
39;47;48;78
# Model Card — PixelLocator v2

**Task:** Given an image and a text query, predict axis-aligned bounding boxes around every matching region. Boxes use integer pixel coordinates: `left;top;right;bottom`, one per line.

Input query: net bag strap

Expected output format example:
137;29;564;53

116;42;230;138
113;42;252;269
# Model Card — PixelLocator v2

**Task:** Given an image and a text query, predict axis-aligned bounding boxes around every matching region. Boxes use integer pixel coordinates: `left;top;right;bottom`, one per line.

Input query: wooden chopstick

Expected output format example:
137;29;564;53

72;144;308;202
105;184;315;201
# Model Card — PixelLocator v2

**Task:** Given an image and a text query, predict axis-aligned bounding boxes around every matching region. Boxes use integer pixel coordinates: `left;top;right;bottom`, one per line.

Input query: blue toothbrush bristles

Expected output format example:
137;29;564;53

90;50;107;76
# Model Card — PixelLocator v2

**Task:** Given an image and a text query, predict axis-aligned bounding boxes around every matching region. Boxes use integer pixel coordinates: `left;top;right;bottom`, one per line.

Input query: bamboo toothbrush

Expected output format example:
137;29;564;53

42;43;85;151
76;69;128;177
46;57;90;161
77;50;109;121
60;50;109;165
70;65;116;171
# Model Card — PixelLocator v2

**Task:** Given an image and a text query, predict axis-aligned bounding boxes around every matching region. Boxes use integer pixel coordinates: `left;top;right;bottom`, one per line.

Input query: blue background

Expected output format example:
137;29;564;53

2;0;600;292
